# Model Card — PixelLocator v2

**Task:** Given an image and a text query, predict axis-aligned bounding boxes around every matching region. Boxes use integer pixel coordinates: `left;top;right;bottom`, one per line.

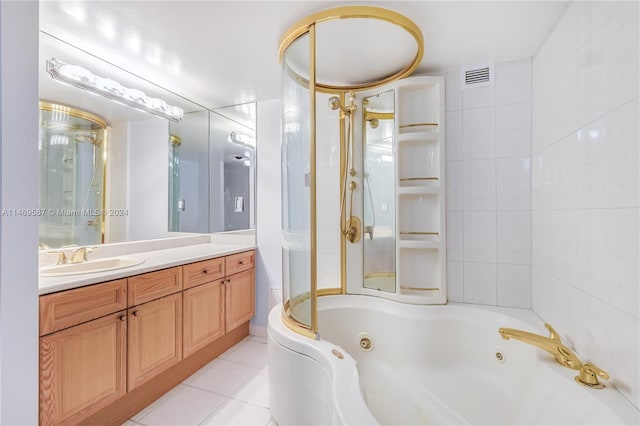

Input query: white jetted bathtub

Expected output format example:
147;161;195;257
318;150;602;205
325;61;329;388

268;295;639;425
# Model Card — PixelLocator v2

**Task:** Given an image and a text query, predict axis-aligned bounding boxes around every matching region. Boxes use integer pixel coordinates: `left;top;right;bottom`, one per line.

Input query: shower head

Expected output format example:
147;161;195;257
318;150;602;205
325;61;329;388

328;96;342;111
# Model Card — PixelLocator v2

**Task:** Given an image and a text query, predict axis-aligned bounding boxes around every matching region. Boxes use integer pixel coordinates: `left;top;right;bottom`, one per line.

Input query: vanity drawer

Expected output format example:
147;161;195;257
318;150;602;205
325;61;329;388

128;267;183;306
183;257;225;290
40;279;127;336
225;250;255;276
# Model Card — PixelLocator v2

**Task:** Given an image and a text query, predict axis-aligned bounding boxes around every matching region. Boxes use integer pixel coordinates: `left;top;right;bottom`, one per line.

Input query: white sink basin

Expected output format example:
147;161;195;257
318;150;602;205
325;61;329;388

40;256;145;277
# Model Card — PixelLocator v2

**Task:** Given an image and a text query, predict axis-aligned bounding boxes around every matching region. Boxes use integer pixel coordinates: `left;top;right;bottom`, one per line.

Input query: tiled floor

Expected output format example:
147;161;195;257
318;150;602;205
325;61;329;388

123;335;276;426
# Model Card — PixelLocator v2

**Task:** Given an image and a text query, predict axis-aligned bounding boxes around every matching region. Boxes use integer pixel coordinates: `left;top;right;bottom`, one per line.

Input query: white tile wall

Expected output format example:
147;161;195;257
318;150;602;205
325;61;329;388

463;262;497;305
463;212;497;263
497;264;532;308
496;103;532;158
445;57;532;309
462;107;495;160
497;211;531;265
463;159;496;210
532;1;639;409
497;157;531;210
446;261;464;303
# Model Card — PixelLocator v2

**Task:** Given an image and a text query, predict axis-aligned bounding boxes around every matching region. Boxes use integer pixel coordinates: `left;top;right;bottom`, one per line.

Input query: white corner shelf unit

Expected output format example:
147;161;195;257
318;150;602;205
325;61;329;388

393;75;446;303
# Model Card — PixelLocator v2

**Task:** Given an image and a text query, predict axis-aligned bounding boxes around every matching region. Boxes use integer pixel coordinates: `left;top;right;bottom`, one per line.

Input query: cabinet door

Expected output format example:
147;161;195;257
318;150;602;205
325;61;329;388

128;293;182;391
183;279;225;357
40;311;127;426
225;269;255;331
128;266;182;306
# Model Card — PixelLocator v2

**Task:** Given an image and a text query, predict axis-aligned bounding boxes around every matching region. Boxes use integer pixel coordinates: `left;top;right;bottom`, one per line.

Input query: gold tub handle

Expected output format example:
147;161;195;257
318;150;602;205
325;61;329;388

575;363;609;389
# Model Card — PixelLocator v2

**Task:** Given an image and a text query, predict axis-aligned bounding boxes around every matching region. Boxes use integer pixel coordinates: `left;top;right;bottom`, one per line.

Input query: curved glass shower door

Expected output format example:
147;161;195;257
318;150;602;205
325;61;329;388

39;102;107;248
281;32;315;336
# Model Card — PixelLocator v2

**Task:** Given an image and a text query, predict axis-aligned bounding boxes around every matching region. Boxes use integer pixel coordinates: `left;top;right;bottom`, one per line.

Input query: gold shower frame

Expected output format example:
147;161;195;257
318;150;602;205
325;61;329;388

278;6;424;339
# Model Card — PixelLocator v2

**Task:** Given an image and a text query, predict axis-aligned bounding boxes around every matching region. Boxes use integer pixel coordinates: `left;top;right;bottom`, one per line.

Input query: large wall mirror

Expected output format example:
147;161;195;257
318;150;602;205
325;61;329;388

39;32;256;249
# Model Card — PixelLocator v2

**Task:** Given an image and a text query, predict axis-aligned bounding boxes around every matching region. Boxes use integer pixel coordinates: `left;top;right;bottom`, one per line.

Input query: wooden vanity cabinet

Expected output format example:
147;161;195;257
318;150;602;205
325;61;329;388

39;251;255;425
40;310;127;426
183;279;226;357
225;268;255;331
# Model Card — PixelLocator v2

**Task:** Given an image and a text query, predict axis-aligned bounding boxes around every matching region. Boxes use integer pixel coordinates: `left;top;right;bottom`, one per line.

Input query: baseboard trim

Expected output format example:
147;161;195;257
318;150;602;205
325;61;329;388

249;324;267;338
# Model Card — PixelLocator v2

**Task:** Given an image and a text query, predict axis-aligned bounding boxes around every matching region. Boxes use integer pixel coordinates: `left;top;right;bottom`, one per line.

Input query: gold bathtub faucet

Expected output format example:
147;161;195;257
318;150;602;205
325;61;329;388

498;323;609;389
499;323;582;369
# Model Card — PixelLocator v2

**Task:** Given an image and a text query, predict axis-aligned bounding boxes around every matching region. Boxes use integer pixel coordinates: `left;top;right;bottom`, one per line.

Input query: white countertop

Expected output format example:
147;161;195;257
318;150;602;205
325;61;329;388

39;242;255;295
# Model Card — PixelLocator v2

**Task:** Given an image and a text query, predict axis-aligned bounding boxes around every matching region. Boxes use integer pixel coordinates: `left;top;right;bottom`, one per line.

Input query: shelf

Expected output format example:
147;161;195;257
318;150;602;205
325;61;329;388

398;193;440;233
398;139;439;181
399;247;441;291
399;231;439;241
398;186;439;195
398;123;439;134
399;287;442;297
398;240;440;249
397;83;440;134
397;132;439;144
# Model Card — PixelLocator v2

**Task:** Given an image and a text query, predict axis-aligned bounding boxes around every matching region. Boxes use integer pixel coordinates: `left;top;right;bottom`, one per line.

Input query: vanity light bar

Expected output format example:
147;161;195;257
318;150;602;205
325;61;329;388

46;58;184;122
228;131;256;149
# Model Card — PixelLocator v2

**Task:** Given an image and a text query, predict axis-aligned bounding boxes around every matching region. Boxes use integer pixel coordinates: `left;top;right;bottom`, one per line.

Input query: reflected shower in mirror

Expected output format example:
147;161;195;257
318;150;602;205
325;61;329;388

39;102;107;248
362;90;396;293
168;103;256;234
212;103;256;232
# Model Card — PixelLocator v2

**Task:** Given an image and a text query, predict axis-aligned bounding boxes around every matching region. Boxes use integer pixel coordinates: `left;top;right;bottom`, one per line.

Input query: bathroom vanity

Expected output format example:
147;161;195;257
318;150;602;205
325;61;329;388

38;242;255;425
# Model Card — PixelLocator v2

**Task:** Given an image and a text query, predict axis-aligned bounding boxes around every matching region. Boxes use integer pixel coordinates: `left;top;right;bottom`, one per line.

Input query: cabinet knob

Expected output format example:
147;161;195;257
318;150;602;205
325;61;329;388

238;261;244;265
119;315;127;321
203;269;209;274
132;310;140;317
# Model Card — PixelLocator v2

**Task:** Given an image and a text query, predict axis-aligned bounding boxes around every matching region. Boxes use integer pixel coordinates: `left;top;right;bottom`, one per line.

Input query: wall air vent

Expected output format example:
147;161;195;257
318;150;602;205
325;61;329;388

460;64;494;89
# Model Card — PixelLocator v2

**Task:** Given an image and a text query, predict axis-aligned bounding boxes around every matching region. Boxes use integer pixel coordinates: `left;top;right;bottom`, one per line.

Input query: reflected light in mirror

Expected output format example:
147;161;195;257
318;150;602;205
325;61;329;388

47;58;184;122
228;131;256;149
126;33;141;54
60;2;86;23
99;19;116;40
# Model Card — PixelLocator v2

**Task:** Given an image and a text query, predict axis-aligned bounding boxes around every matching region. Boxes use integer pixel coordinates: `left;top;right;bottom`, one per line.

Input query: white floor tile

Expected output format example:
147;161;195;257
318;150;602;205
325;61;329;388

131;386;181;422
219;340;267;368
187;358;260;396
121;421;142;426
232;367;269;407
200;399;271;425
138;384;225;426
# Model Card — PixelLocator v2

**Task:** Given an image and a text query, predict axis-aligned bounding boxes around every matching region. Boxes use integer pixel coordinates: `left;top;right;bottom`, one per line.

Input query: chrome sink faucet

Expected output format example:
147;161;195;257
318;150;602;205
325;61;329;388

69;246;97;264
498;323;582;370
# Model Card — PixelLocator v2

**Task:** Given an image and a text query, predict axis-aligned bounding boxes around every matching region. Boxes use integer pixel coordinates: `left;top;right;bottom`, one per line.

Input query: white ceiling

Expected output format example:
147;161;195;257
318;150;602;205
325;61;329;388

40;1;567;109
